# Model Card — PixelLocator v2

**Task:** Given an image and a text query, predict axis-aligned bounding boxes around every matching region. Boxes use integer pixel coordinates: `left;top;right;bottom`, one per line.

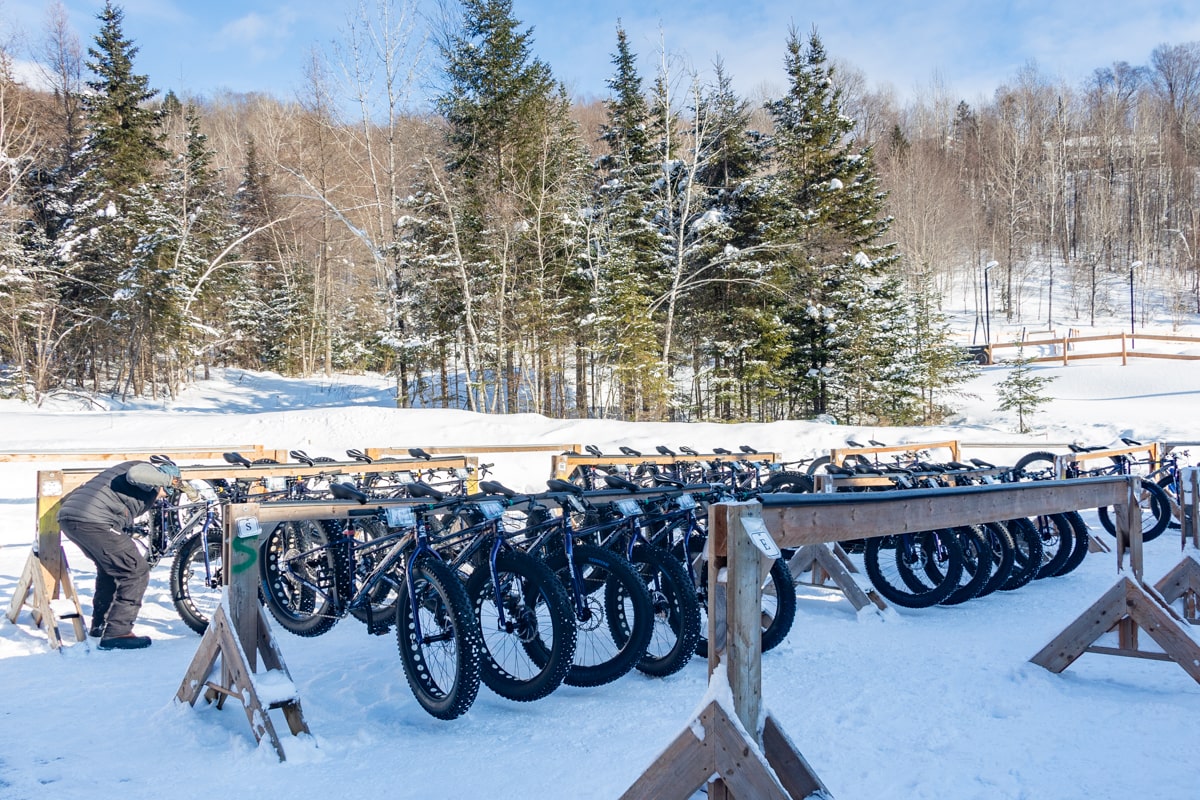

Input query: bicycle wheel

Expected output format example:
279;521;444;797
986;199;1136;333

620;543;701;678
395;555;482;720
467;549;576;702
693;547;797;657
1097;478;1171;543
977;522;1016;597
805;456;832;476
999;518;1043;591
1033;513;1073;578
937;526;993;605
863;530;963;608
260;520;338;637
1013;450;1059;478
169;530;223;635
1051;510;1091;577
762;471;814;493
1159;474;1182;530
542;544;654;688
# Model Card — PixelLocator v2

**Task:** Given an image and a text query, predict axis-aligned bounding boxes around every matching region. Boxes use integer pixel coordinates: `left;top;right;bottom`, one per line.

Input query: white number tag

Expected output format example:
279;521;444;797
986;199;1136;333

386;506;416;528
265;476;287;492
235;517;261;539
741;516;780;559
477;501;505;520
676;493;696;510
616;499;641;517
455;468;470;479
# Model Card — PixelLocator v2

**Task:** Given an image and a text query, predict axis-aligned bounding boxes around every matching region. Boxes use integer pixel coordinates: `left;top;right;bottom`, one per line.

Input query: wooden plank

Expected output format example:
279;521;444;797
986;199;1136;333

368;443;580;456
618;703;716;800
831;439;959;465
710;703;792;800
1154;556;1200;606
763;713;830;800
1030;578;1132;673
176;606;224;705
0;445;263;463
1084;645;1175;662
1124;581;1200;683
725;504;763;738
760;477;1129;549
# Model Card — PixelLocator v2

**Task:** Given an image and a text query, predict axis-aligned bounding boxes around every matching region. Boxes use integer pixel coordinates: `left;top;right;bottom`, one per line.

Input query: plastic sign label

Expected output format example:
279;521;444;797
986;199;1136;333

235;517;262;539
265;476;287;492
41;479;63;497
616;499;641;517
395;472;414;484
477;501;505;520
741;515;781;559
455;468;470;479
385;506;416;528
676;493;696;510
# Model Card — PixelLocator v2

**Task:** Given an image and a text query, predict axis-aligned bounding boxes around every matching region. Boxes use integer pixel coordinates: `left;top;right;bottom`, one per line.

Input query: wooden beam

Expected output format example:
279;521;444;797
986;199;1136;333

759;477;1130;549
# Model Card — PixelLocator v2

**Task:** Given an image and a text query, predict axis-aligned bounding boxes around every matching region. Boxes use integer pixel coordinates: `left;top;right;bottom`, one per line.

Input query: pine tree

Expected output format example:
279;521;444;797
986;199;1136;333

56;0;168;393
764;26;901;419
996;347;1055;433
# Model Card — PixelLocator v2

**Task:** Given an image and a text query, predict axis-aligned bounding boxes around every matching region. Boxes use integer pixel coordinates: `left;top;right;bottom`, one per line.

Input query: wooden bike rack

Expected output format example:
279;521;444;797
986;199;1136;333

1031;474;1200;683
787;543;888;613
5;470;88;649
1151;467;1200;623
176;502;310;761
623;476;1147;798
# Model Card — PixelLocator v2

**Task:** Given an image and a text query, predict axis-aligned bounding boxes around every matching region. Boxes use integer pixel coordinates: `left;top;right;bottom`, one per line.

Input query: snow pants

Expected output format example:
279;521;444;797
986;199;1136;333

59;520;150;638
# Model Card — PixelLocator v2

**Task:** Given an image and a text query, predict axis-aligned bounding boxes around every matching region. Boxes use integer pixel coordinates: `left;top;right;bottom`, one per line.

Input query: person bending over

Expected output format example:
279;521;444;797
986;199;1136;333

57;460;193;650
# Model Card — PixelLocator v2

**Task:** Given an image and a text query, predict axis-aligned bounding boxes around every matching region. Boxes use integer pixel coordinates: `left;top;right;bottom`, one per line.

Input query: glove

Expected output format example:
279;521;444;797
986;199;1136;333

174;477;201;502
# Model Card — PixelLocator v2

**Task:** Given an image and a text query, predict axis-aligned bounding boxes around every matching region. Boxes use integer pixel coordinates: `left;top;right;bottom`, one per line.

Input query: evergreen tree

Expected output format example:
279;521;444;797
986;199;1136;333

764;26;902;419
996;347;1055;433
591;25;668;418
56;0;168;392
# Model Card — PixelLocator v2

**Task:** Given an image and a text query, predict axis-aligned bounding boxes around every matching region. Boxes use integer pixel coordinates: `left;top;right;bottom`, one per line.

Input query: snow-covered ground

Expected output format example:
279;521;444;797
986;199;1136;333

2;340;1199;799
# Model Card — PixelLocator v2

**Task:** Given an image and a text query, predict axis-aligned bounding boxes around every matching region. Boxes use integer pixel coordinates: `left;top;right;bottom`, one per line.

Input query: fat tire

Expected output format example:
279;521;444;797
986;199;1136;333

260;520;338;637
395;555;482;720
467;549;576;702
1097;478;1171;542
977;522;1016;597
863;530;963;608
170;530;223;634
1000;518;1043;591
542;545;654;688
938;526;993;605
1013;451;1058;478
620;544;701;678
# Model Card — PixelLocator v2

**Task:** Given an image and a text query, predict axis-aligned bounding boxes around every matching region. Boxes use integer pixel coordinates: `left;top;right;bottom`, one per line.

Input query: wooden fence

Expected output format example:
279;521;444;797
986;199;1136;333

987;331;1200;366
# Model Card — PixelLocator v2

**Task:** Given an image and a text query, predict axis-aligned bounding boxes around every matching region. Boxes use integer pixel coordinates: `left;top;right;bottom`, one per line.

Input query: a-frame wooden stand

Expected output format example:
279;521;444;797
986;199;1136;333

1031;476;1200;684
788;543;888;612
176;600;309;760
1154;555;1200;622
175;506;309;761
5;545;87;650
622;503;829;800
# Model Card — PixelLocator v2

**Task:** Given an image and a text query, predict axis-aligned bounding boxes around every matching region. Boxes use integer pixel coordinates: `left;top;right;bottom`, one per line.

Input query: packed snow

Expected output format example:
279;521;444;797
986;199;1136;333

2;334;1199;799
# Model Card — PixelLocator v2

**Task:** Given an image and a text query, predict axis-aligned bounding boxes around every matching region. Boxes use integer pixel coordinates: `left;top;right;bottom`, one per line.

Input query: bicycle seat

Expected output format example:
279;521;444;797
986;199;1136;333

656;445;675;456
223;452;253;468
603;473;640;492
346;448;372;463
585;444;604;457
618;446;642;457
712;447;732;455
546;478;584;495
679;446;698;456
407;481;444;501
290;449;315;466
330;481;368;504
739;445;758;454
408;448;433;460
479;480;515;498
969;458;996;469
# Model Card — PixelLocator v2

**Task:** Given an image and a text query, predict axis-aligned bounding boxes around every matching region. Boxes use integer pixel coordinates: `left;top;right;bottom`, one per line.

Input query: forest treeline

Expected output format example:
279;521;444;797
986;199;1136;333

0;0;1197;424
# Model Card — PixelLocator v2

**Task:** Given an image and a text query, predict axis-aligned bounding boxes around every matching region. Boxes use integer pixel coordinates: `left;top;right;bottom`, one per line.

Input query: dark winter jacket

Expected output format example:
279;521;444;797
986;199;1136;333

57;461;176;531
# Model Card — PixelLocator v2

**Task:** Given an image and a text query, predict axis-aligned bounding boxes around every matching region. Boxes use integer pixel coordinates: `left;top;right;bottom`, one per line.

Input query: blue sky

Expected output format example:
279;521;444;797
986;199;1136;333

8;0;1200;105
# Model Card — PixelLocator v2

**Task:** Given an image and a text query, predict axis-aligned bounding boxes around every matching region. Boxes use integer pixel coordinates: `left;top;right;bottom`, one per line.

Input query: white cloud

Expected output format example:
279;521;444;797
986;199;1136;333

216;9;299;63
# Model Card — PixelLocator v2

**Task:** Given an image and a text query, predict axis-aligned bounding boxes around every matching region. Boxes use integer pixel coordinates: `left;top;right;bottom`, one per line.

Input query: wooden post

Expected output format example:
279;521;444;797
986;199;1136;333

1062;334;1069;366
1121;331;1128;366
176;504;309;760
621;501;827;800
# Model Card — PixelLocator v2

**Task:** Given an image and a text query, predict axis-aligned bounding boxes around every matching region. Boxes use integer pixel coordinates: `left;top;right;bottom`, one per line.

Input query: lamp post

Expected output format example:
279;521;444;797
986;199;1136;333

1129;260;1142;348
983;261;998;346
